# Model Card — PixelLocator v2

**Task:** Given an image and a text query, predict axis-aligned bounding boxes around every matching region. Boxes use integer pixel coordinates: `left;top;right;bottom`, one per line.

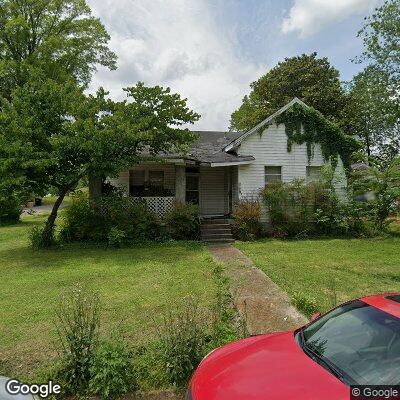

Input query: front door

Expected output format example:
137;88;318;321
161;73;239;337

199;167;226;216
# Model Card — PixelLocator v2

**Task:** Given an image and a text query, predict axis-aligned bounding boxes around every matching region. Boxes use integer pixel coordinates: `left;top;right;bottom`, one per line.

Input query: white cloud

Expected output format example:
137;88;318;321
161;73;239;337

282;0;380;37
87;0;263;130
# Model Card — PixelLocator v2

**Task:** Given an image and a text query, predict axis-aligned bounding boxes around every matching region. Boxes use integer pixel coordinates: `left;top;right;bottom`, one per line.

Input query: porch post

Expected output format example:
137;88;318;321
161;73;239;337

175;165;186;204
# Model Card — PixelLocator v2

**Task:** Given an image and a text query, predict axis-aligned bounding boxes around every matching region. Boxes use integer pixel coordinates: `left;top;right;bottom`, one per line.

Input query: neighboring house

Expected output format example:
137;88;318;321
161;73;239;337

101;98;347;221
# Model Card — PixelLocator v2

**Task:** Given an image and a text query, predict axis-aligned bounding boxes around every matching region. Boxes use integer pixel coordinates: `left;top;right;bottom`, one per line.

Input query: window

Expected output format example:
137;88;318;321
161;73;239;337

149;171;164;188
265;166;282;185
130;170;145;196
186;168;200;205
306;166;322;183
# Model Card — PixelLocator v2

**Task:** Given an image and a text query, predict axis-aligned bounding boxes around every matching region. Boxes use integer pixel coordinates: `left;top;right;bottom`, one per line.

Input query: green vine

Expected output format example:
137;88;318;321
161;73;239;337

276;103;360;171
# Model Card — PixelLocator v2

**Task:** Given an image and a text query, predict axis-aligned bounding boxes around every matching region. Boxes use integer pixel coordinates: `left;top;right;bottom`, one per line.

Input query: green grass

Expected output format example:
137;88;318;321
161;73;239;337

0;215;217;380
236;237;400;315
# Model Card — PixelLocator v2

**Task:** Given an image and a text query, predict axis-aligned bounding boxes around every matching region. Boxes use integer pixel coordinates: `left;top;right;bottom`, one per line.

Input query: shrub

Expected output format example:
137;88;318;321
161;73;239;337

232;200;263;241
0;188;24;224
165;203;199;240
107;227;127;248
61;192;162;244
90;341;136;399
54;286;100;396
292;292;319;318
158;300;206;387
29;224;57;249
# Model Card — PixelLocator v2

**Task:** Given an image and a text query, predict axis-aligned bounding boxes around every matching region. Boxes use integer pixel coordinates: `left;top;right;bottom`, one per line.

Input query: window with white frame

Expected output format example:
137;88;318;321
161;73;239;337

306;166;323;183
265;166;282;185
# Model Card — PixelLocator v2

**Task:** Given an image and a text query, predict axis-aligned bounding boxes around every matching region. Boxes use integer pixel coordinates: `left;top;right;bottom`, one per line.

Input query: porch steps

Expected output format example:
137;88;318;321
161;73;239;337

201;219;234;243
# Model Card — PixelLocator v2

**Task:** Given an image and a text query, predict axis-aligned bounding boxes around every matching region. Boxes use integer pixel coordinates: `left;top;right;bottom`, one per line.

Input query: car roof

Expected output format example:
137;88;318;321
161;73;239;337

360;293;400;319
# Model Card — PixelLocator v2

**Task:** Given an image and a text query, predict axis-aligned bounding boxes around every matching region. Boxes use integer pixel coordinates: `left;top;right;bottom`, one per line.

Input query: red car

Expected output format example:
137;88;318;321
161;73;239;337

187;293;400;400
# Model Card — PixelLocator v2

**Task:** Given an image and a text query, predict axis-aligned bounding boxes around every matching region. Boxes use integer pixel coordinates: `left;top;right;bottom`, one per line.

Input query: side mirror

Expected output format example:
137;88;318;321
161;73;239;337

310;312;321;322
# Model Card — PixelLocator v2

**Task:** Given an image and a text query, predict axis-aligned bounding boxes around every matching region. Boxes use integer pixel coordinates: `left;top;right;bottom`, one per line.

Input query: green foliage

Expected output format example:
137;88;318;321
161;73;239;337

232;199;263;241
54;286;100;396
107;227;127;248
0;0;117;97
0;76;199;246
61;192;162;244
0;187;23;224
292;292;319;318
261;179;372;238
230;53;349;131
165;203;199;240
351;158;400;230
89;341;136;399
29;224;56;249
158;300;207;388
358;0;400;86
276;103;360;170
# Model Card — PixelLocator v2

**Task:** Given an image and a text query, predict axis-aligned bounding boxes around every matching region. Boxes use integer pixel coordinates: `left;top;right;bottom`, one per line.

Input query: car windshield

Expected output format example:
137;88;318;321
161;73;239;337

300;300;400;385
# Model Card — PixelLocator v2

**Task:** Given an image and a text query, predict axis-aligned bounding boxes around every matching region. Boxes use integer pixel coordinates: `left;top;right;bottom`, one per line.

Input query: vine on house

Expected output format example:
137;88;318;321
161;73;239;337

276;103;360;170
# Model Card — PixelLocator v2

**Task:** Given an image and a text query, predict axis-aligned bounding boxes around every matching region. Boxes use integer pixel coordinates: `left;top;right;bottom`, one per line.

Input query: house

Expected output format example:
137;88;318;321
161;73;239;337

101;98;347;223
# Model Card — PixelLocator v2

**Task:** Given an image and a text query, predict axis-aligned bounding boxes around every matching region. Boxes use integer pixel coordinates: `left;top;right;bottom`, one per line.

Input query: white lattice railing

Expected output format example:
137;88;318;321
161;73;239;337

134;196;175;220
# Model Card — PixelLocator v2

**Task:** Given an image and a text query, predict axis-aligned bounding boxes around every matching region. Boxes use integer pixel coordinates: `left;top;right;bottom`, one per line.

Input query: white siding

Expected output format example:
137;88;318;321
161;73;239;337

237;123;347;221
199;166;228;216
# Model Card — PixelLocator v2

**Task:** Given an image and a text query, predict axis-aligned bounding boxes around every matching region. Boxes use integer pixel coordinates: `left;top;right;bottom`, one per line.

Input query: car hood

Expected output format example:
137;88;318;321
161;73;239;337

191;332;349;400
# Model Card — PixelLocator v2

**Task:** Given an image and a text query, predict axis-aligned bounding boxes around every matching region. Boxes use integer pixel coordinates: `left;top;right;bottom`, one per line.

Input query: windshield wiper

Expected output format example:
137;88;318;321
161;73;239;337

298;329;354;385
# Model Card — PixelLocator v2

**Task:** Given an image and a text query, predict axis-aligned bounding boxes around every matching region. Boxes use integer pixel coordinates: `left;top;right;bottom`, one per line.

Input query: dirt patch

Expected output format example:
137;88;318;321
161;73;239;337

208;244;308;335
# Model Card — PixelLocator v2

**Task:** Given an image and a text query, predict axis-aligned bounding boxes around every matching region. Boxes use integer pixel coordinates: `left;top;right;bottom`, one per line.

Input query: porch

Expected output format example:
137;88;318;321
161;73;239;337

108;162;240;219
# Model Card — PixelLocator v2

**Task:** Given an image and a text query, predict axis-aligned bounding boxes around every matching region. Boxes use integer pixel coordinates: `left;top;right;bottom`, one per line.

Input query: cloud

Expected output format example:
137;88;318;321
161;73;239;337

282;0;380;37
87;0;263;130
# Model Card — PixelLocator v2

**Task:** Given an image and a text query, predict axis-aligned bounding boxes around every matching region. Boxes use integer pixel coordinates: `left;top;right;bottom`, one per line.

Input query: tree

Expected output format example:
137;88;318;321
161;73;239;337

358;0;400;86
230;53;349;131
345;66;399;159
0;77;199;246
0;0;117;98
351;158;400;230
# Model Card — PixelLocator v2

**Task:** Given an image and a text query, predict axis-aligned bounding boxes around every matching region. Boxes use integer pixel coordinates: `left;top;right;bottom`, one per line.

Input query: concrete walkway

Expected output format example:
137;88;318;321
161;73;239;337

208;244;308;335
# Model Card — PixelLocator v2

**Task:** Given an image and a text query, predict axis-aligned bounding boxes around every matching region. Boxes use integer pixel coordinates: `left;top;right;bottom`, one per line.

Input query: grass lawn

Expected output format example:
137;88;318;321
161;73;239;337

236;237;400;315
0;215;218;380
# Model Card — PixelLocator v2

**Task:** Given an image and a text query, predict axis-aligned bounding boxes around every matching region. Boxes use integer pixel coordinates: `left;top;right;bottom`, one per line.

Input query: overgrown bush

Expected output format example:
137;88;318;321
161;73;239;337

232;199;263;241
60;192;162;244
165;202;199;240
261;179;373;238
158;300;207;387
54;287;100;396
90;341;136;399
29;224;57;249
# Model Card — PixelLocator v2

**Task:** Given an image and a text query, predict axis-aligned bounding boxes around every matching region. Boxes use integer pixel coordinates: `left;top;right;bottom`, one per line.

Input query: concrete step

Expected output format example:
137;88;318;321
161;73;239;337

203;238;235;244
201;228;232;235
201;219;229;225
202;233;233;240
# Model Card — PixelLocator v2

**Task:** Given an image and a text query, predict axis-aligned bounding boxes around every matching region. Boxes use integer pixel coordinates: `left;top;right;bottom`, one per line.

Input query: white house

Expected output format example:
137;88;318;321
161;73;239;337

104;98;347;223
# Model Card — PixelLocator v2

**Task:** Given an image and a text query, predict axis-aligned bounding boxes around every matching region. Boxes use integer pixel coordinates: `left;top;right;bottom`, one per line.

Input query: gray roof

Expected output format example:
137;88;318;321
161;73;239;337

161;131;254;165
187;131;254;164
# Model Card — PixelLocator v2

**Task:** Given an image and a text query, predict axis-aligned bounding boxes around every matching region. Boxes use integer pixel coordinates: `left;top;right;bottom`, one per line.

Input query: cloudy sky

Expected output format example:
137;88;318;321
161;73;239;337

87;0;382;130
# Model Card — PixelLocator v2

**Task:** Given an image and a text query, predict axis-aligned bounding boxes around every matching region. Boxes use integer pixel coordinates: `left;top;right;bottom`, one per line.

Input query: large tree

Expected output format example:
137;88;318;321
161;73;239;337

358;0;400;86
0;77;199;246
230;53;349;131
0;0;117;98
345;66;399;159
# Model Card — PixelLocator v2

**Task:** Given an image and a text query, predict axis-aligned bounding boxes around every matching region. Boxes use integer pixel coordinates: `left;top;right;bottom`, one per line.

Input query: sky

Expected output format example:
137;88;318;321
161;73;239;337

87;0;383;131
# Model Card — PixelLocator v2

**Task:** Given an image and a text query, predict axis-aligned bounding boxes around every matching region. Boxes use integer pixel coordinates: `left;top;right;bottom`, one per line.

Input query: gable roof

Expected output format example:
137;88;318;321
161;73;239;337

224;97;308;152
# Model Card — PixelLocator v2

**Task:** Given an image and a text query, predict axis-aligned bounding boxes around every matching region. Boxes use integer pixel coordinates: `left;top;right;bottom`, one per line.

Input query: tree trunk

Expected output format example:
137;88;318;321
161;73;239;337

41;188;69;247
